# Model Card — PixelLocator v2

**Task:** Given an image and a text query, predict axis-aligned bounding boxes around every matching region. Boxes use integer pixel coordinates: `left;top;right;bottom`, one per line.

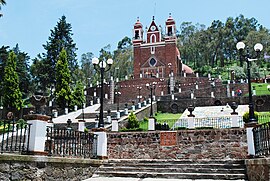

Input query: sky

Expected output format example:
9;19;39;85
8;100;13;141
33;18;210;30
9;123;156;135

1;0;270;61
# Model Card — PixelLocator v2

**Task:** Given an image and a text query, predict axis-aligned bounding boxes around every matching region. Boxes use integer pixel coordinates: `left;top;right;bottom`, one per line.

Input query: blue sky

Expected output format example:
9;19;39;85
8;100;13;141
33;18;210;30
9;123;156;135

1;0;270;60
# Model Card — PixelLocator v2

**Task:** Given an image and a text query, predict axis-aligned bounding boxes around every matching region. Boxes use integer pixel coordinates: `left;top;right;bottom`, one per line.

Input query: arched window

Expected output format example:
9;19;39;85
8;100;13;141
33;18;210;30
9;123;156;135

150;34;156;43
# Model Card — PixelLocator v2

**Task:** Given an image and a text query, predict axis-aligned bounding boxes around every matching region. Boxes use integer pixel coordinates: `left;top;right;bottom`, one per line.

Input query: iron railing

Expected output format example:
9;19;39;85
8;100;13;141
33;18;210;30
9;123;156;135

46;127;98;158
0;120;31;154
253;122;270;157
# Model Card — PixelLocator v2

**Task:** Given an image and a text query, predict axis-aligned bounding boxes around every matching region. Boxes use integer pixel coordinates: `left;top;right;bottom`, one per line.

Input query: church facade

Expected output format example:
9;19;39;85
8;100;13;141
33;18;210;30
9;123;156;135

132;15;192;79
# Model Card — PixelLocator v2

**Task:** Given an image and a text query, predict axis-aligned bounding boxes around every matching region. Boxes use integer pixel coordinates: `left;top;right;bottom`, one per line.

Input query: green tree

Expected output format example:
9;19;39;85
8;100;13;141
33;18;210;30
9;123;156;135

55;49;72;109
3;51;22;111
13;44;31;99
32;15;78;92
0;0;6;17
80;52;95;86
70;81;85;110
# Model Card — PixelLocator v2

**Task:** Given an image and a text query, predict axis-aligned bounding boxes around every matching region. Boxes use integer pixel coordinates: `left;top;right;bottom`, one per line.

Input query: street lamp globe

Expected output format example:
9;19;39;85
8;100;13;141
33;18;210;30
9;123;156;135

107;58;113;65
254;43;263;52
236;42;245;50
92;57;99;65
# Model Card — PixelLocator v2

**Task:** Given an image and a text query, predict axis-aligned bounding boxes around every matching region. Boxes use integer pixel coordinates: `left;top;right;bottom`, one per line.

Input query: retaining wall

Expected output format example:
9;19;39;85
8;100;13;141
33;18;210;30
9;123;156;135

0;154;102;181
107;128;248;160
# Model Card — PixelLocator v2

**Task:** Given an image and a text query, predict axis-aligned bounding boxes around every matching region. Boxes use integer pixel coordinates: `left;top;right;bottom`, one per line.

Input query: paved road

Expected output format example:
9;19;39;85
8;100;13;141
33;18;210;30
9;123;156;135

84;176;245;181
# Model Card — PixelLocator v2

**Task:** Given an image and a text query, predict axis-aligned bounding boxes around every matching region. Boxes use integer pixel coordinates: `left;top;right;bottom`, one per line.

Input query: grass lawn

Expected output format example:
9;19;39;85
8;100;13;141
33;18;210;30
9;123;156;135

248;83;270;96
139;112;182;131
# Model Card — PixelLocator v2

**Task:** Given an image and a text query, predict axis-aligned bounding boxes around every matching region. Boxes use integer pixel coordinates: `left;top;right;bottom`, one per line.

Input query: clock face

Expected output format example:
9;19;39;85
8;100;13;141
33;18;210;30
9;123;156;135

151;26;156;31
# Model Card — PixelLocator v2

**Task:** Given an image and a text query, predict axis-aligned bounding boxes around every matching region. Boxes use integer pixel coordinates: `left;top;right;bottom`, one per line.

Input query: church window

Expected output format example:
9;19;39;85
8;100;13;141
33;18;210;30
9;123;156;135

167;26;173;36
149;58;157;67
150;34;156;43
135;30;139;39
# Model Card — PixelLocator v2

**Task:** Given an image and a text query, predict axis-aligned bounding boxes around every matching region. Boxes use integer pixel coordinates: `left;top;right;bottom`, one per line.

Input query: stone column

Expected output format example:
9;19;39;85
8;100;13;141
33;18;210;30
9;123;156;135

24;114;51;155
187;117;195;129
93;128;107;159
78;119;85;132
112;120;118;132
246;123;257;157
231;115;239;128
148;117;155;131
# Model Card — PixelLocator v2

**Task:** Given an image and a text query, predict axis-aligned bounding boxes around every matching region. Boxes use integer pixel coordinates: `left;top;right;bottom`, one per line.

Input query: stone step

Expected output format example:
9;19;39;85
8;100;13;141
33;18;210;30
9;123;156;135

94;159;247;180
94;171;246;180
104;159;245;165
98;166;245;174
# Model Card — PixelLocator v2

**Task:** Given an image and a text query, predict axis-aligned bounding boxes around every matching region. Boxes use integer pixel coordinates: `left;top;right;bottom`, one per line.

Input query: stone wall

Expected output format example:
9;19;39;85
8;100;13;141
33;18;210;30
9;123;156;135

246;158;270;181
158;95;270;113
107;128;247;160
0;154;102;181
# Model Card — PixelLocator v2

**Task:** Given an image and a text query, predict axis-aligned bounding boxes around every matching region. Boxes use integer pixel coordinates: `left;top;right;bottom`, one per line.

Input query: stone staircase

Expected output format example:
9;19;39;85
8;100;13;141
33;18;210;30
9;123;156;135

92;159;247;180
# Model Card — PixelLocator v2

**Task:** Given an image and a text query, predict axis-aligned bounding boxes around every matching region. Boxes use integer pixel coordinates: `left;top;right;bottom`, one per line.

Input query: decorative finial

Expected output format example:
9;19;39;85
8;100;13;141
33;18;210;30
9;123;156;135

137;17;139;22
152;16;155;21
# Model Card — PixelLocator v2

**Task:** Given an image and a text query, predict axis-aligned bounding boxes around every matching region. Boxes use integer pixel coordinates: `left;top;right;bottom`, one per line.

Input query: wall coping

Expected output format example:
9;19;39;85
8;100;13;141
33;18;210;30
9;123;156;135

245;157;270;165
0;154;103;166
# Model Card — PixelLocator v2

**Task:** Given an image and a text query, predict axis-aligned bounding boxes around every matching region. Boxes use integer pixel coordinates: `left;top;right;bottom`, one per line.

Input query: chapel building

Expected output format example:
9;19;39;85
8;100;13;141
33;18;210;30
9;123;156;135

132;14;193;79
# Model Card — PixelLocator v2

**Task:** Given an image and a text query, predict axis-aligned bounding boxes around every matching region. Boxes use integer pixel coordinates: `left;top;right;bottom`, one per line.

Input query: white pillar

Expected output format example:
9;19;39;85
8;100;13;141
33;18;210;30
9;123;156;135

195;84;198;90
231;115;239;128
208;73;211;79
116;111;120;119
218;75;222;80
93;131;107;158
90;100;93;106
107;115;111;123
138;103;141;109
94;92;97;97
65;108;68;114
90;83;93;87
125;75;128;80
179;88;181;93
264;79;267;83
97;98;100;104
161;91;164;96
211;92;215;98
116;78;119;82
183;72;186;77
156;73;159;78
112;120;118;132
132;105;135;111
171;94;175;100
24;115;50;154
148;117;155;131
191;93;194;99
148;98;151;103
124;108;128;115
187;117;195;129
139;74;142;78
227;80;230;84
246;127;255;156
74;105;78;111
105;94;108;99
153;95;156;101
232;91;235;97
78;120;85;132
144;100;147;106
196;72;199;77
253;90;256;96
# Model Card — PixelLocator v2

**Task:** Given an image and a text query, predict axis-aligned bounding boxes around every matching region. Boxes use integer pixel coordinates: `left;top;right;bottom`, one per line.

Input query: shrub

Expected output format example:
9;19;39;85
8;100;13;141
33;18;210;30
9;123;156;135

16;119;27;129
127;112;139;129
243;111;259;123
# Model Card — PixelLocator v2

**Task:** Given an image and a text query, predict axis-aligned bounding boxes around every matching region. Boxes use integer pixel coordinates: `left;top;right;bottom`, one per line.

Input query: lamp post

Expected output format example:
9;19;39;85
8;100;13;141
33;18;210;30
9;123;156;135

236;41;263;123
137;86;142;103
92;57;113;128
146;82;157;117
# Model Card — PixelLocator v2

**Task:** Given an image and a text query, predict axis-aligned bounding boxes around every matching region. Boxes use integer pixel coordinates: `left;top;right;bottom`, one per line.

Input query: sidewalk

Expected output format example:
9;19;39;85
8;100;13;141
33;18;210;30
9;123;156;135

84;177;245;181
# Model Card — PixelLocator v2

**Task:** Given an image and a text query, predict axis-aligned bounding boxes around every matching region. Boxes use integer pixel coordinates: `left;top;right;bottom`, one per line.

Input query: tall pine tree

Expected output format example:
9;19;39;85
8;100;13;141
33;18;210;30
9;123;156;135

3;51;22;112
55;49;72;109
31;15;78;92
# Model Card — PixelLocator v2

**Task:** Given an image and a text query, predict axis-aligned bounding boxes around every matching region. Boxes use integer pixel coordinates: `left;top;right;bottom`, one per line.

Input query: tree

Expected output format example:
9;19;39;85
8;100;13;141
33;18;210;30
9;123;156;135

13;44;31;99
34;15;78;91
3;51;22;112
70;81;85;110
80;52;95;86
55;49;72;109
0;0;6;17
